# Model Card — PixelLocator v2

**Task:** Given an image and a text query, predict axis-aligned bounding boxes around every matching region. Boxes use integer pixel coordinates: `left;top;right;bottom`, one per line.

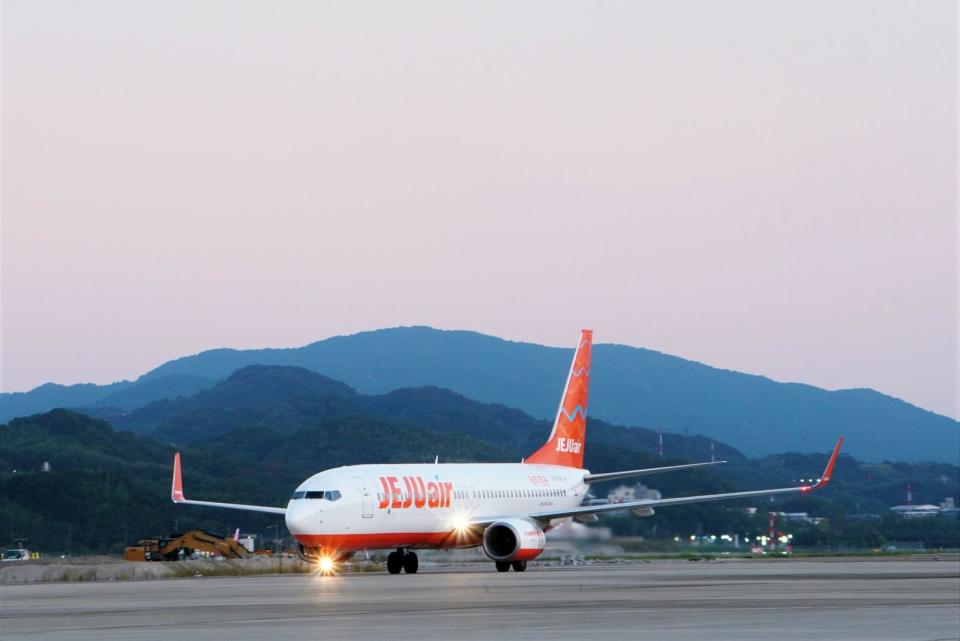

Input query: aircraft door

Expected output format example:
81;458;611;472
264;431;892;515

352;476;374;518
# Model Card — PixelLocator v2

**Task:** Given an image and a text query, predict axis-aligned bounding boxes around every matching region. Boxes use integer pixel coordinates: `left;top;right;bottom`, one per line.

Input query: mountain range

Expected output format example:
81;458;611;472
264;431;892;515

1;326;956;463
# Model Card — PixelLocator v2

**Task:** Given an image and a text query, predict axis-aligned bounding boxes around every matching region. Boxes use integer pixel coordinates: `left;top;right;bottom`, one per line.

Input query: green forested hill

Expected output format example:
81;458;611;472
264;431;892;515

3;327;956;462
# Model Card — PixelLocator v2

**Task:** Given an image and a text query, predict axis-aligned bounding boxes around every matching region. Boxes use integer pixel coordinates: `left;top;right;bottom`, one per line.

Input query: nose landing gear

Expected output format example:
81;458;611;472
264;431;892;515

387;549;418;574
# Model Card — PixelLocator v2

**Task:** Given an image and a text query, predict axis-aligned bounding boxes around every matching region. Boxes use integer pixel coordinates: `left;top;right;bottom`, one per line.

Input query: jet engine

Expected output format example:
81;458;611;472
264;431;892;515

482;518;546;562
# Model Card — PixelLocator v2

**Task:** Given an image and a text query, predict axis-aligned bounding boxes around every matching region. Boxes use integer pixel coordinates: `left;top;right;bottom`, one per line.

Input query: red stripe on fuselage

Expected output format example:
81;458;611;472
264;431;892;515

295;531;482;551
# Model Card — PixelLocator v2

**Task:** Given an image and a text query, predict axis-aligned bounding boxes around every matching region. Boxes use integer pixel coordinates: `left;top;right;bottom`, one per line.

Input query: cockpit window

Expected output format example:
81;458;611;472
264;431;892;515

291;490;341;501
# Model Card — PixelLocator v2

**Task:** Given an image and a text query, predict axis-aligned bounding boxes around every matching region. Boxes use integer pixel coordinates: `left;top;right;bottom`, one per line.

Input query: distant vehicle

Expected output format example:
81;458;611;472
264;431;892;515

2;547;31;561
171;330;844;575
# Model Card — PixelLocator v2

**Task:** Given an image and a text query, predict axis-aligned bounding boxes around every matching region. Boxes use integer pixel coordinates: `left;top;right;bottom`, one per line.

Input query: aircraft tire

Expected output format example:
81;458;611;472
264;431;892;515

495;561;511;572
511;560;527;572
403;551;419;574
387;551;403;574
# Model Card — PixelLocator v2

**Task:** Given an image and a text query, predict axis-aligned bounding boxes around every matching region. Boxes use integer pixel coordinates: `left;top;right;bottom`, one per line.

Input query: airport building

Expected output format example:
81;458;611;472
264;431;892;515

890;497;958;519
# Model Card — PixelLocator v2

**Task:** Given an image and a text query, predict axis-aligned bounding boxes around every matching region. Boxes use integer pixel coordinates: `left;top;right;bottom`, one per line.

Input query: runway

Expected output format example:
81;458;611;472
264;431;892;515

2;558;958;641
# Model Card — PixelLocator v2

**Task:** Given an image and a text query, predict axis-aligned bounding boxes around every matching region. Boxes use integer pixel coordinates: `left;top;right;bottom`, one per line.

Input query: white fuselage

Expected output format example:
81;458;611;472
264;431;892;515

285;462;589;552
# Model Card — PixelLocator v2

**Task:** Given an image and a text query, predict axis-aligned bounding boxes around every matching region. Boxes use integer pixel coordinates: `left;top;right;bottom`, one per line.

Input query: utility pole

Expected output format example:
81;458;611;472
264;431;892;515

768;512;777;551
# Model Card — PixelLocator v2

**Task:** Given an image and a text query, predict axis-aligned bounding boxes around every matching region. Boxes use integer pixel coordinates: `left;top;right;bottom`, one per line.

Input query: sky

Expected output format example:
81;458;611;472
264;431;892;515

2;1;957;419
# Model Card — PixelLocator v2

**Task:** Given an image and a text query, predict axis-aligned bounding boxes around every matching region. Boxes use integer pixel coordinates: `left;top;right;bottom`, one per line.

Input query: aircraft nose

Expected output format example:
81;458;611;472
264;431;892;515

285;502;318;536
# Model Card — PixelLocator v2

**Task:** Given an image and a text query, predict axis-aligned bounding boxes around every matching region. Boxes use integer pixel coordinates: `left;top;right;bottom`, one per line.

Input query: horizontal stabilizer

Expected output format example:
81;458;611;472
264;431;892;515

583;460;726;484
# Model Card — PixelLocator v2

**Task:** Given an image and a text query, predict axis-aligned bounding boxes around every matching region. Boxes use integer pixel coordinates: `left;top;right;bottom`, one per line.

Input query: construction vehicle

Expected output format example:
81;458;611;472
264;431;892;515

124;530;249;562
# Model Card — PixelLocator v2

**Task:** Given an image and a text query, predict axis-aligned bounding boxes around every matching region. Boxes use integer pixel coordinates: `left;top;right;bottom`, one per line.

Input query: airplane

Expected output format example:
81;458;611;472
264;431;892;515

171;329;844;575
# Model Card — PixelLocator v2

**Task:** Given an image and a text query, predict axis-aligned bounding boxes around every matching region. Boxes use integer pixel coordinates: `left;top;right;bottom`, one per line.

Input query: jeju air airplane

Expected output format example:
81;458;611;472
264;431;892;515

171;329;843;575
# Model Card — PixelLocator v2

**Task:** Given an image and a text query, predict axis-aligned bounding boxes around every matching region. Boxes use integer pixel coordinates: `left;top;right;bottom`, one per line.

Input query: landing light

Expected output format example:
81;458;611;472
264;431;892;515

447;511;475;543
450;512;471;534
317;556;336;575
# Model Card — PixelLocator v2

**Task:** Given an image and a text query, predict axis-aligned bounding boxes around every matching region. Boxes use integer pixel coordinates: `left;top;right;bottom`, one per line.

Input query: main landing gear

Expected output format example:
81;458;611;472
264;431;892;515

495;560;527;572
387;549;418;574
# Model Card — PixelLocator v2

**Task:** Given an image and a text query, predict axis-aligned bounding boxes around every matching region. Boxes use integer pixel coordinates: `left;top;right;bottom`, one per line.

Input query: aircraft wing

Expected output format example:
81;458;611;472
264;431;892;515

530;437;842;522
171;452;287;515
583;460;726;484
465;437;842;529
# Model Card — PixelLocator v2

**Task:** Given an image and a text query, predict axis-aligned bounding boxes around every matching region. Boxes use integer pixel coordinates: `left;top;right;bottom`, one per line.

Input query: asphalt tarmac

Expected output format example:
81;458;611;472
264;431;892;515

2;558;958;641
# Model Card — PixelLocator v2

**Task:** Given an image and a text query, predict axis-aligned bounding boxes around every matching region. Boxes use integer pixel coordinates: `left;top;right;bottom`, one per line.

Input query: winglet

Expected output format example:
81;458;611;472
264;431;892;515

802;437;844;493
171;452;185;502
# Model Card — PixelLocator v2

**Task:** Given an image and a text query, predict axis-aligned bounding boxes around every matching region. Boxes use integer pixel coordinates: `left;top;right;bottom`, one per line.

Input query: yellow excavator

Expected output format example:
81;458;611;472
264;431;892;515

124;530;249;561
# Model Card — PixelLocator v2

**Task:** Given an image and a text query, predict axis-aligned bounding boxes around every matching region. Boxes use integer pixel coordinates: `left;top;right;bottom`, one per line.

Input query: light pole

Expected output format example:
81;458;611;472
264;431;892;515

265;524;281;554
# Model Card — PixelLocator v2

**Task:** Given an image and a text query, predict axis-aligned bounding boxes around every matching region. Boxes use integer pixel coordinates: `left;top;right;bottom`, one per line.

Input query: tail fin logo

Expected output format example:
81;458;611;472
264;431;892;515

526;329;592;468
555;437;582;454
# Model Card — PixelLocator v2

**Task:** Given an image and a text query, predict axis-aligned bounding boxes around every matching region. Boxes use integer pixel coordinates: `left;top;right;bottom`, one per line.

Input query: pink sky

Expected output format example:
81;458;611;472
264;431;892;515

2;1;957;418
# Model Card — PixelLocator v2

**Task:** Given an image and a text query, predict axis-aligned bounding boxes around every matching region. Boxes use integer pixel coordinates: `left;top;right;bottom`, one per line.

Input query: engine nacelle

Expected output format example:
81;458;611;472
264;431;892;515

630;506;655;518
482;518;546;562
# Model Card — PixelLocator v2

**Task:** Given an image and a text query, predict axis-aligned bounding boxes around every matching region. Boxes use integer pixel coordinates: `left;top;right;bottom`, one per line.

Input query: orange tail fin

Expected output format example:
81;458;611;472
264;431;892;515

526;329;592;468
